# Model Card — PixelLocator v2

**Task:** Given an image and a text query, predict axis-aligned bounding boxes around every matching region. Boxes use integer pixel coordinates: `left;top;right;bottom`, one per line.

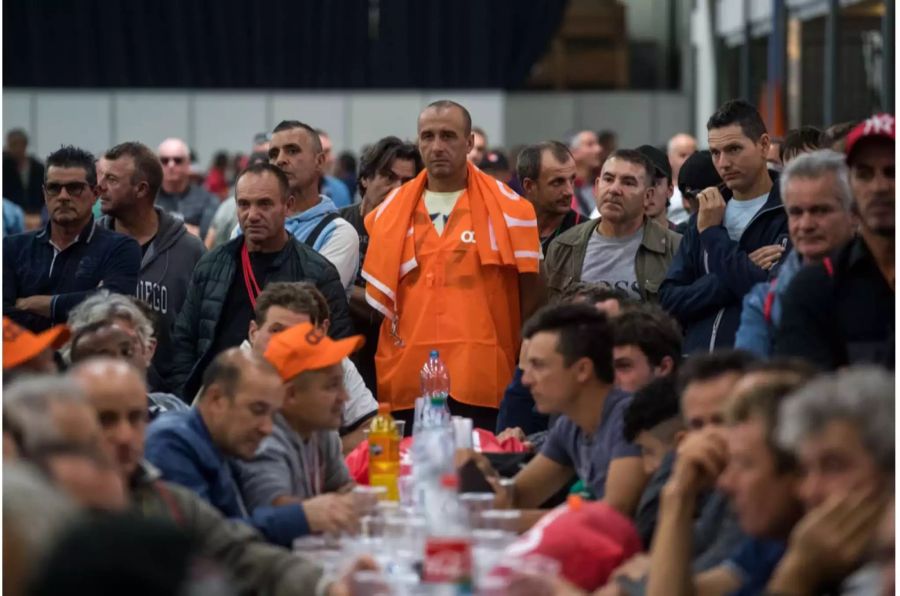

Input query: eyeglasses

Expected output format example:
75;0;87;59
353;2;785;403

44;181;91;197
160;156;186;166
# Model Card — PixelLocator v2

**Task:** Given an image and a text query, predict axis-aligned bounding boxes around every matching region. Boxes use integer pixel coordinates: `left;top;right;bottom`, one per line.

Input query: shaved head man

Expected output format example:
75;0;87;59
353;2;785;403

155;138;219;238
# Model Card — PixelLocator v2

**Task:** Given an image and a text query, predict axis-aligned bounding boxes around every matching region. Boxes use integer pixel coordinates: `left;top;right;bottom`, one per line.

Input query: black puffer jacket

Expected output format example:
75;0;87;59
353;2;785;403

170;236;352;398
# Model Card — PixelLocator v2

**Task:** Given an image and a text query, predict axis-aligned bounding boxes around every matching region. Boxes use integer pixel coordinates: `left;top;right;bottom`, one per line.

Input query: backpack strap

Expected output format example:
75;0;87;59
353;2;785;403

303;212;340;250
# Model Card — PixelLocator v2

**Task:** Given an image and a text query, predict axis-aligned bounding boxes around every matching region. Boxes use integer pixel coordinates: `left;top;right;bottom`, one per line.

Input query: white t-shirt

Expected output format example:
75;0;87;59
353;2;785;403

423;190;463;235
667;187;689;225
723;194;768;241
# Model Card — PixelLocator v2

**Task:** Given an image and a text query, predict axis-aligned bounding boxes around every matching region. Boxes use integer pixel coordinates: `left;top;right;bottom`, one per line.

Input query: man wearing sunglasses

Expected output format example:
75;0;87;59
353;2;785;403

156;138;219;240
3;145;141;333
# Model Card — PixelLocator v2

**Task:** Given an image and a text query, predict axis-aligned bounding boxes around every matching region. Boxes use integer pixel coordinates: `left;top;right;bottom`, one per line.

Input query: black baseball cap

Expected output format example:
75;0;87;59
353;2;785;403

678;150;723;197
637;145;672;182
477;150;510;172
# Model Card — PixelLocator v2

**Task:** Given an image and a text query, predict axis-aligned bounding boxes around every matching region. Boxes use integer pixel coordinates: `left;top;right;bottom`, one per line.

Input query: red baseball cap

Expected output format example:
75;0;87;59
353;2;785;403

845;113;895;163
3;317;70;370
499;500;642;591
263;322;364;382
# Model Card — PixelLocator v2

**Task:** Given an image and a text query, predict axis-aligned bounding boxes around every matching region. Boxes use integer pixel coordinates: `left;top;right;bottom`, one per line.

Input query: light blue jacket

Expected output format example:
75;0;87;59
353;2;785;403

735;249;804;357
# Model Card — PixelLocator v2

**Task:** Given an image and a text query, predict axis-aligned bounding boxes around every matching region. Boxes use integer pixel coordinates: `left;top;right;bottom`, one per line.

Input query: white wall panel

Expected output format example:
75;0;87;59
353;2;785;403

193;92;267;165
3;91;33;140
347;93;422;153
6;88;692;166
34;92;112;159
114;91;189;152
505;93;577;147
271;92;349;154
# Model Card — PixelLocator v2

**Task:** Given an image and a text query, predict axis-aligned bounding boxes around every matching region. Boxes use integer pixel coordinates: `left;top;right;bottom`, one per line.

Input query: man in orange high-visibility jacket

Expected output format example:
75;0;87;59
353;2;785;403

362;100;544;431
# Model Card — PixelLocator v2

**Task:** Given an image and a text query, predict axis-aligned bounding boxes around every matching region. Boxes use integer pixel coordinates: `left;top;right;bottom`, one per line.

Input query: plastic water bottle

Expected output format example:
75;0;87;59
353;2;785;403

412;394;455;511
423;473;473;594
368;403;400;501
421;350;451;405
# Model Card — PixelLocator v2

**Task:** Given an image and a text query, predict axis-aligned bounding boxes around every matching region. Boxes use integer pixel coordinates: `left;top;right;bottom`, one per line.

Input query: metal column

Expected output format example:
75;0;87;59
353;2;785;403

823;0;840;126
883;0;895;111
740;0;752;100
767;0;787;133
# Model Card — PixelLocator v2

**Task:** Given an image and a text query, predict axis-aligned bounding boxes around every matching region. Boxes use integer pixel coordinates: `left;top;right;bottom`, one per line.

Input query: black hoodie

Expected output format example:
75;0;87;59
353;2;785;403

99;207;205;391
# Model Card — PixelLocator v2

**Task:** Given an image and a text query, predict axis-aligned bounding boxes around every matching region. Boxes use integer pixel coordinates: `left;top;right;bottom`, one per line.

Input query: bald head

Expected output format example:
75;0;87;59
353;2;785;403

667;134;698;182
157;137;191;193
69;359;148;481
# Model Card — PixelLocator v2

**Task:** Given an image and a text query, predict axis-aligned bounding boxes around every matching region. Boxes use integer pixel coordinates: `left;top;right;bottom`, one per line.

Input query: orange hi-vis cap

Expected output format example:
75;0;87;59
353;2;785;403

263;322;364;382
3;317;70;370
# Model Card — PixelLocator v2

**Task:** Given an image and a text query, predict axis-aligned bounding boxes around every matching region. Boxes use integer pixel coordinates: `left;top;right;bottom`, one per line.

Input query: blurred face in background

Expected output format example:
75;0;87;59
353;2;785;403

571;131;602;172
667;134;697;182
269;127;323;196
849;138;894;238
522;150;576;218
157;139;191;194
467;130;487;163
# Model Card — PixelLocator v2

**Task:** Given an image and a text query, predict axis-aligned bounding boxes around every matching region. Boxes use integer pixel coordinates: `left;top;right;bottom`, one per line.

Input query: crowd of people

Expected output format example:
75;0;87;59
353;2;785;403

1;96;894;596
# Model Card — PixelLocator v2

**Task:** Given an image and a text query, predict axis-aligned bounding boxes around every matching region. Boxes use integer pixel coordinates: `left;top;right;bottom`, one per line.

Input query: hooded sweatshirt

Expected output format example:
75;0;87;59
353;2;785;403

100;207;206;392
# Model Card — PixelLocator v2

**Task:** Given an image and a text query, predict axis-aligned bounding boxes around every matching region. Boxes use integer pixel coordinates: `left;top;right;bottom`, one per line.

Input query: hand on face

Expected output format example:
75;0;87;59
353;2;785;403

669;426;729;495
782;490;888;586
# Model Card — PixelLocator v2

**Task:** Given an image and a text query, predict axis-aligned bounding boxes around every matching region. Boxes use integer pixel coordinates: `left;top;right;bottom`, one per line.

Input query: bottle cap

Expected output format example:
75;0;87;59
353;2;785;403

430;395;446;406
430;349;439;359
440;473;459;488
567;494;583;511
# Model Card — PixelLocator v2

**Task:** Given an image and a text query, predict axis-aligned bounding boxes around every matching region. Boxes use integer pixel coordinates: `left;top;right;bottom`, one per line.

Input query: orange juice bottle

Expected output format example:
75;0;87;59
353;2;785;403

368;403;400;501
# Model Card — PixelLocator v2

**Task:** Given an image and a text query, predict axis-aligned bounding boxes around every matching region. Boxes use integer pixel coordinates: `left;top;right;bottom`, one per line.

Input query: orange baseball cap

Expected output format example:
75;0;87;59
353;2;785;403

263;322;364;382
3;317;70;370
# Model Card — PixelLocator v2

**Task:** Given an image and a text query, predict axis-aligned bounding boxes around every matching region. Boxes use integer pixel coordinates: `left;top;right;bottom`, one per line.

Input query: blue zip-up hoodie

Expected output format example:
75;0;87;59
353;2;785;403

3;217;141;332
734;249;803;357
659;173;790;354
145;409;310;547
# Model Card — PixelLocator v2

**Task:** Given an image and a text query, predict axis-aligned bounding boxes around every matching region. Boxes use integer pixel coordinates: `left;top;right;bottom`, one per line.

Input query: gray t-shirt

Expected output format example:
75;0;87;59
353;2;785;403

540;388;640;499
723;194;768;241
580;226;644;299
234;414;351;511
156;184;220;240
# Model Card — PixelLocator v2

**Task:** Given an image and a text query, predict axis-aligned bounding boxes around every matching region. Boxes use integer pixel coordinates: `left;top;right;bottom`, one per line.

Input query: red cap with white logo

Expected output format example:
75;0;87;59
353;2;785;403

844;114;895;164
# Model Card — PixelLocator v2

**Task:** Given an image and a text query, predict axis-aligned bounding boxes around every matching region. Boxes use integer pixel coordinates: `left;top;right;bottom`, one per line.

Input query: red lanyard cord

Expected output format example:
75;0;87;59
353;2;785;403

241;242;262;308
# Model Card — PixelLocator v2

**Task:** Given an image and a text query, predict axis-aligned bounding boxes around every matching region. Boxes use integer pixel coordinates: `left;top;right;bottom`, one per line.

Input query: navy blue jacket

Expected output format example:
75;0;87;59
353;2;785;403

659;176;790;354
3;218;141;332
145;409;310;547
496;368;549;436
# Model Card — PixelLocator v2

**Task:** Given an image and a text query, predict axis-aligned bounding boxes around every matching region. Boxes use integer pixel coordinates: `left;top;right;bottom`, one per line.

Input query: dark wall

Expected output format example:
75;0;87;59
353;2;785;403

4;0;568;89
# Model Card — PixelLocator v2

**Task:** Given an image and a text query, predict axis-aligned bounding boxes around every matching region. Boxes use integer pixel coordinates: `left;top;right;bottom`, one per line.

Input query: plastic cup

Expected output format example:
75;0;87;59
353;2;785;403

460;492;496;526
477;509;522;532
351;570;392;596
397;475;415;508
353;485;388;516
394;420;406;438
452;416;474;449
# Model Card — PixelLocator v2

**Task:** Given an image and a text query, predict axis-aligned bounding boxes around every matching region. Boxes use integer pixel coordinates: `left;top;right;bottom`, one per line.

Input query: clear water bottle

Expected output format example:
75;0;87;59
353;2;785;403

421;350;451;403
412;394;455;514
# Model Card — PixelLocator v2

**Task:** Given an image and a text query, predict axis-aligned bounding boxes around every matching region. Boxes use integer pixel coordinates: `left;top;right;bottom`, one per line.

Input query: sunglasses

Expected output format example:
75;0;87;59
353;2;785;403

44;181;92;197
160;156;186;166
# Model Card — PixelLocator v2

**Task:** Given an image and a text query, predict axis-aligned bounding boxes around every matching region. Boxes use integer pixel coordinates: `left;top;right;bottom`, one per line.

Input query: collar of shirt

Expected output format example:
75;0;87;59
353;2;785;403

37;216;97;249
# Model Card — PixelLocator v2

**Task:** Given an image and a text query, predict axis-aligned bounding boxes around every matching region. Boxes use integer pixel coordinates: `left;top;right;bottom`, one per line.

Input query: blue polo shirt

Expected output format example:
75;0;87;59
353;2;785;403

3;217;141;331
144;409;310;546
